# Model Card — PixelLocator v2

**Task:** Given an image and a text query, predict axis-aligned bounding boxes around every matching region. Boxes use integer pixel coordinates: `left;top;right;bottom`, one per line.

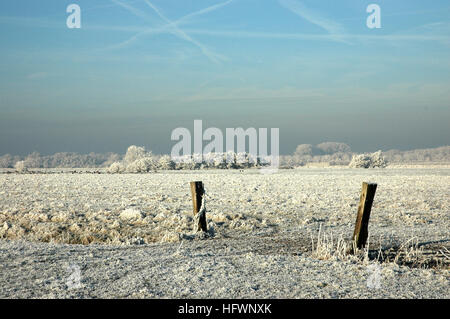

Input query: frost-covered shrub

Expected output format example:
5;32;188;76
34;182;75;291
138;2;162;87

192;153;203;167
157;155;175;170
14;160;27;173
171;155;192;170
258;155;277;168
235;152;252;168
112;145;157;173
203;152;227;169
106;146;156;173
174;154;202;170
202;152;214;168
120;208;144;221
213;153;227;169
279;155;298;168
224;151;237;169
107;162;125;174
349;151;388;168
126;157;156;173
175;155;192;170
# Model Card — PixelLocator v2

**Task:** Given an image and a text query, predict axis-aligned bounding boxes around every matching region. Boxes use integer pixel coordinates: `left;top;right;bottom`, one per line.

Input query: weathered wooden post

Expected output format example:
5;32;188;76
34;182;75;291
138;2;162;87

190;181;207;232
351;182;377;252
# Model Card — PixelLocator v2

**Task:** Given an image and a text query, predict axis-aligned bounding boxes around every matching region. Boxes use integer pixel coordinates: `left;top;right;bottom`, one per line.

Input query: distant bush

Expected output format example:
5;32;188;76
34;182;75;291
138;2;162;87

105;145;156;173
286;142;354;167
157;155;176;170
126;157;156;173
107;162;125;174
124;145;147;165
1;144;448;170
384;146;450;163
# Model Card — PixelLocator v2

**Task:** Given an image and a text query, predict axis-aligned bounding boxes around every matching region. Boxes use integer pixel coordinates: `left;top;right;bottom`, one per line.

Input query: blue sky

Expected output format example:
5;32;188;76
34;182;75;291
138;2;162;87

0;0;449;155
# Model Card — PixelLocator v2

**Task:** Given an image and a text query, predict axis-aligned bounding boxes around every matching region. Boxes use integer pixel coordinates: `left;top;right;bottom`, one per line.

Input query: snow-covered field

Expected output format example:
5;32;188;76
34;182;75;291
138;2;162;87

0;168;449;298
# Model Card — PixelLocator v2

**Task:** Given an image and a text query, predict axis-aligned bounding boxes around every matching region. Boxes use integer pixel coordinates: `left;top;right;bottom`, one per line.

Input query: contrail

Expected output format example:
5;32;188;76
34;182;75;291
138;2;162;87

278;0;350;44
180;0;233;23
143;0;227;63
109;0;230;63
110;0;149;19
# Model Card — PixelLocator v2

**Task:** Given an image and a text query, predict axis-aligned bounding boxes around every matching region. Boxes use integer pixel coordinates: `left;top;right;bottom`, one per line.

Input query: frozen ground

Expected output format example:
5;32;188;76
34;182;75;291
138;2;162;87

0;168;449;298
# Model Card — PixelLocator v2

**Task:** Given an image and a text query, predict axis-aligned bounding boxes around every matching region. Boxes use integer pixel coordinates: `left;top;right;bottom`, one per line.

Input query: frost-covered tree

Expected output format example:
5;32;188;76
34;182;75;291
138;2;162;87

24;152;42;168
119;145;156;173
14;160;27;173
294;144;314;156
383;146;450;163
124;145;147;165
328;152;352;166
349;151;387;168
0;154;14;168
103;153;121;167
316;142;351;154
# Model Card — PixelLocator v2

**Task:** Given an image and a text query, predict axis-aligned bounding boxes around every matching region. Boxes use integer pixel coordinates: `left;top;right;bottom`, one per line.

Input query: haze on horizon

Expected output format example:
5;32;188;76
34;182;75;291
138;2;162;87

0;0;449;156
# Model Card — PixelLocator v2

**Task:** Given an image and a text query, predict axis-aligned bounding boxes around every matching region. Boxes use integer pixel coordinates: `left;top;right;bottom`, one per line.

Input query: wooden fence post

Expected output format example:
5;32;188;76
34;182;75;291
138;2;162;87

190;181;207;232
351;182;377;252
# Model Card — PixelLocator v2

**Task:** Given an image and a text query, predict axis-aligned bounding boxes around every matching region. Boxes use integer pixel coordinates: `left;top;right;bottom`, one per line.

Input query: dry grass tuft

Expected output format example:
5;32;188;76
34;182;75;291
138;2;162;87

308;226;449;270
310;225;368;262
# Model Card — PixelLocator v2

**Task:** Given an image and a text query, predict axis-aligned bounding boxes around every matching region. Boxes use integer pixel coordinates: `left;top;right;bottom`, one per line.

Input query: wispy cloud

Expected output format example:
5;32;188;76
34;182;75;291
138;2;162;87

278;0;348;43
98;25;450;50
181;29;450;43
1;13;446;46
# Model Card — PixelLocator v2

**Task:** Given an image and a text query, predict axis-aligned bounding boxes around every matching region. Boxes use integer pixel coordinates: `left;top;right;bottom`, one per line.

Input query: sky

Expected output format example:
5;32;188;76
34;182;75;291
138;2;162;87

0;0;449;155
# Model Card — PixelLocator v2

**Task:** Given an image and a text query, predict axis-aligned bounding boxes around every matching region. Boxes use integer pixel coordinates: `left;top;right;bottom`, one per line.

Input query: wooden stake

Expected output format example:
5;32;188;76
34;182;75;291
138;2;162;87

352;182;377;251
190;181;207;232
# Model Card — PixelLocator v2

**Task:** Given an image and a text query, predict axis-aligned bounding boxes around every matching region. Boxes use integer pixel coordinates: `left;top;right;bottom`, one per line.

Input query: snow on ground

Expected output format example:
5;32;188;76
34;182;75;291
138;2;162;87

0;168;449;298
0;236;448;298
